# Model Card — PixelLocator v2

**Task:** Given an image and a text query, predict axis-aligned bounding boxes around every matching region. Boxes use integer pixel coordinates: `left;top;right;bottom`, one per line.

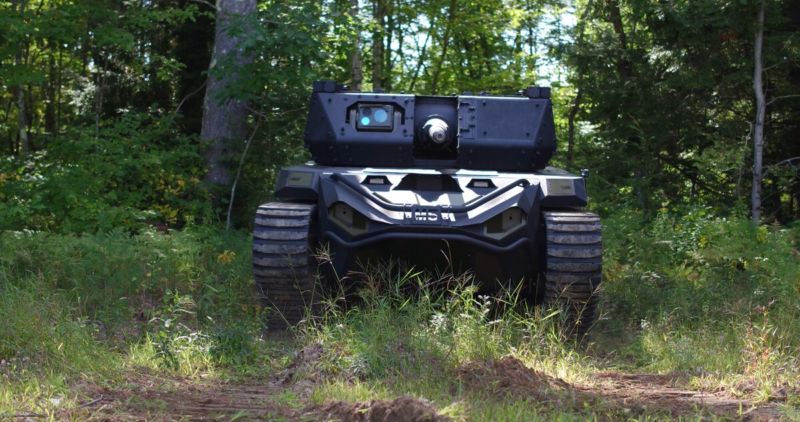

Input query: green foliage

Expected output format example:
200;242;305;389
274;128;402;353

302;267;606;420
0;218;798;416
561;0;800;220
0;227;276;412
0;281;116;379
0;113;210;232
0;227;261;370
600;207;800;395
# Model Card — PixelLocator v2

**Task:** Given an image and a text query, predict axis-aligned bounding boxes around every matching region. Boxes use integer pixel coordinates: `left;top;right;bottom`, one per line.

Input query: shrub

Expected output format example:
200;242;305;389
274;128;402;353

0;113;210;233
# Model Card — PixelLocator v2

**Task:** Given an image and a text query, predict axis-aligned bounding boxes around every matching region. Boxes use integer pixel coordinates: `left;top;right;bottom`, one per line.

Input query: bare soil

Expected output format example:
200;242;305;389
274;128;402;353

74;371;298;421
585;371;784;421
71;354;787;421
458;356;784;421
457;356;572;403
313;396;451;422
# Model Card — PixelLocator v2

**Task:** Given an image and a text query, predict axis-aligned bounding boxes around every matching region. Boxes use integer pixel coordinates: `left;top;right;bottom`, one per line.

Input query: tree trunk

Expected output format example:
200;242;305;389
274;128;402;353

606;0;632;79
349;0;363;91
13;0;30;157
383;0;394;91
15;85;29;157
567;88;582;163
201;0;257;196
430;0;457;95
175;0;215;134
751;0;766;224
567;1;593;164
56;48;62;133
408;23;432;92
371;0;385;91
45;47;57;134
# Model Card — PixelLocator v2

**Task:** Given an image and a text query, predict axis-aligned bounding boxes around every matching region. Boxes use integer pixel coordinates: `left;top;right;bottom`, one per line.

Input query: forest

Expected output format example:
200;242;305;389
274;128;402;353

0;0;799;420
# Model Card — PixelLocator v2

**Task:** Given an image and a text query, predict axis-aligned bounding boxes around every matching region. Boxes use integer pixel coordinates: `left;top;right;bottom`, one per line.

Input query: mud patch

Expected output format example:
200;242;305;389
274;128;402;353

313;395;451;422
457;356;572;403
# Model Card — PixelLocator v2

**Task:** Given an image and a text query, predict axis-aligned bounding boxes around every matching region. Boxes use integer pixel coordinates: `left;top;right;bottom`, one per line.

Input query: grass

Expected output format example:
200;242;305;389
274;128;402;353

0;208;798;420
599;209;800;401
0;226;268;418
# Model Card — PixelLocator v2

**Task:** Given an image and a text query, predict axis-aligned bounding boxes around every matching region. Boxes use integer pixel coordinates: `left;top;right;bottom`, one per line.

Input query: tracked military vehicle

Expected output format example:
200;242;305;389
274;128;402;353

253;81;602;335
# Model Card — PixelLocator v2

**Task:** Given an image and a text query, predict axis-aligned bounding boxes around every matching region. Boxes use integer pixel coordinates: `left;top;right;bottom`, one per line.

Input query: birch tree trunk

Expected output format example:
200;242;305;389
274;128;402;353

201;0;257;196
383;0;394;92
751;0;766;224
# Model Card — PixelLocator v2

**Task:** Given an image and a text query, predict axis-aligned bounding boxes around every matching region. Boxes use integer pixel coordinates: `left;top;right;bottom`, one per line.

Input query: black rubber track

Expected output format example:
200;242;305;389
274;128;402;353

543;211;602;337
252;202;318;328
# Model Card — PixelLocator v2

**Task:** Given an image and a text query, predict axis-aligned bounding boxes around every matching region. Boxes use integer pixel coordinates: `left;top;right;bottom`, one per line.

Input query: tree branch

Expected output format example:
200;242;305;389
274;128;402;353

763;156;800;178
655;154;727;198
189;0;218;12
766;94;800;106
226;118;262;230
173;80;207;118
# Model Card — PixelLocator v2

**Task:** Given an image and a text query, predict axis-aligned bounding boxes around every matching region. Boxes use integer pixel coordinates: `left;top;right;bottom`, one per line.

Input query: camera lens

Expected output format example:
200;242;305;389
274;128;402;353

373;108;388;123
356;104;394;131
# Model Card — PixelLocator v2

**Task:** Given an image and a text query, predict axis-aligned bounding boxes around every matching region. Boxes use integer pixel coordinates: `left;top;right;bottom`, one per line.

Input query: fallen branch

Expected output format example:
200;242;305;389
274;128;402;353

0;412;45;418
78;395;103;408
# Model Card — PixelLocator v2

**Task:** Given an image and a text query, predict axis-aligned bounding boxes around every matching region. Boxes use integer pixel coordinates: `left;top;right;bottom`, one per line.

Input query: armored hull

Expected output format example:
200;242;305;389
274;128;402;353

253;81;602;336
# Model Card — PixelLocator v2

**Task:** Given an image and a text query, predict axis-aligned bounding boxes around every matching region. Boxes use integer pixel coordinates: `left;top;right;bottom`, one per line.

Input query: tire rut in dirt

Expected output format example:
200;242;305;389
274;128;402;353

253;202;319;329
543;211;602;338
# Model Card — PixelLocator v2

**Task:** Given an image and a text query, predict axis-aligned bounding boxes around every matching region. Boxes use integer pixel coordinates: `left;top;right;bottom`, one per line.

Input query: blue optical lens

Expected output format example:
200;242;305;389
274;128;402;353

373;108;388;123
360;116;371;126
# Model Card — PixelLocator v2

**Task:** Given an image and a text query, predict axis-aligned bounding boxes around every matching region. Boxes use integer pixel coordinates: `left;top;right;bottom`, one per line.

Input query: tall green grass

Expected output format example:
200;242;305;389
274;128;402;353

300;266;604;420
0;227;264;415
0;208;797;418
600;208;800;400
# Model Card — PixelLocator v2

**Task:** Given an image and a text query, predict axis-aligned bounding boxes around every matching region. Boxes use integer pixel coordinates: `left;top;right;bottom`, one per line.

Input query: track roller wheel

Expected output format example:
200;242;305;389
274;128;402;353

542;211;602;337
252;201;319;328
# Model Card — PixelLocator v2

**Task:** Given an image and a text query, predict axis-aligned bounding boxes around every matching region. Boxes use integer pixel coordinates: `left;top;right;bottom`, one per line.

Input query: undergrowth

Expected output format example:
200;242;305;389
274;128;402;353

0;227;266;416
600;208;800;402
300;266;602;419
0;207;798;419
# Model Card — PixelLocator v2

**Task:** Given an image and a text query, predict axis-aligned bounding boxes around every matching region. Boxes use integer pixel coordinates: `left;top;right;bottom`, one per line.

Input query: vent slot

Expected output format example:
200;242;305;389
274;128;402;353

468;179;496;189
395;174;461;192
362;175;390;186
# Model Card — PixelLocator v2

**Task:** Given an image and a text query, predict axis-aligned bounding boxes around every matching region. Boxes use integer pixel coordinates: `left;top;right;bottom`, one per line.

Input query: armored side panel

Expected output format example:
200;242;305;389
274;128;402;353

456;96;556;171
304;81;556;171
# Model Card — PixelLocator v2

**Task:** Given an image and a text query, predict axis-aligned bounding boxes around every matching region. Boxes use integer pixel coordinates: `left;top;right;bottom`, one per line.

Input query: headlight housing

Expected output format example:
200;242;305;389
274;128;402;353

329;202;368;235
485;208;526;238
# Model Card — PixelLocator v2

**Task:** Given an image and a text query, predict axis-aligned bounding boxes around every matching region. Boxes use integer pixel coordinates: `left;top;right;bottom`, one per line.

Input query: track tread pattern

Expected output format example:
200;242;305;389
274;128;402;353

252;202;317;328
543;211;602;337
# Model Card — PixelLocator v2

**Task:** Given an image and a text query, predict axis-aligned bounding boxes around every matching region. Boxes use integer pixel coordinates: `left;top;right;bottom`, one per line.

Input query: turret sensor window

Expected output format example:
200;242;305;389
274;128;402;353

356;105;394;131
